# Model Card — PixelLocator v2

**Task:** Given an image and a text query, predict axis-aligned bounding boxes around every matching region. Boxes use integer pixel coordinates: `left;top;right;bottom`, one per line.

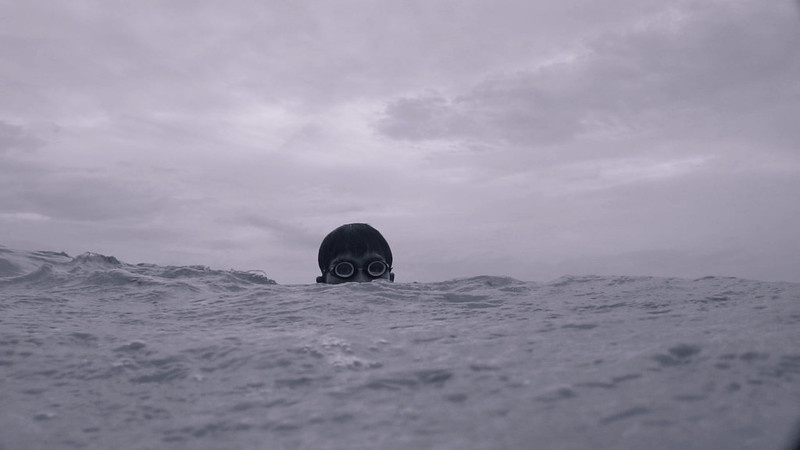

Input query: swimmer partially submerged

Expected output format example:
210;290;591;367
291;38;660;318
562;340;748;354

316;223;395;284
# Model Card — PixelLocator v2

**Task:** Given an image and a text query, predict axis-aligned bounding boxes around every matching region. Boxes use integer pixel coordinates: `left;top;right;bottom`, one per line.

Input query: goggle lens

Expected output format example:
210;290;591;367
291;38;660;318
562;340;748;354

367;260;388;277
331;261;388;279
333;261;355;278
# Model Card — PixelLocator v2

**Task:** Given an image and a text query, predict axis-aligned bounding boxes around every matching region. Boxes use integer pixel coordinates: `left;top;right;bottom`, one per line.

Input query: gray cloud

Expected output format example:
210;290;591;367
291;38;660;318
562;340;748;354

1;0;798;284
1;1;708;119
239;215;320;249
377;1;800;150
0;161;168;222
0;122;47;153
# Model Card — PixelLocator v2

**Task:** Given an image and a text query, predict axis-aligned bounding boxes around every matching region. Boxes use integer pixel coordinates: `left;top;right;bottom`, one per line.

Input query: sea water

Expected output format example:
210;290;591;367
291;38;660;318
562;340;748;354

1;246;799;450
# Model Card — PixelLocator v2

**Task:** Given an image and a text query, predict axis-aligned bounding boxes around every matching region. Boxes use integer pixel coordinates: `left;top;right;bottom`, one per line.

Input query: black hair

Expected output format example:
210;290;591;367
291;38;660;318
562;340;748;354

317;223;393;273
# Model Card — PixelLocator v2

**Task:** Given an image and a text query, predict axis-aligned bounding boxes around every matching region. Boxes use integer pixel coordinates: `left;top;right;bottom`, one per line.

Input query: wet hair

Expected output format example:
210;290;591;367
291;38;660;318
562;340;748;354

317;223;393;273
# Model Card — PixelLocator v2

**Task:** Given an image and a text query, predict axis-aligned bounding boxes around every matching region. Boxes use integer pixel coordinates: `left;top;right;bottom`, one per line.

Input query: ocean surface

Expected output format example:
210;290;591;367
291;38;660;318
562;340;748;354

1;245;799;450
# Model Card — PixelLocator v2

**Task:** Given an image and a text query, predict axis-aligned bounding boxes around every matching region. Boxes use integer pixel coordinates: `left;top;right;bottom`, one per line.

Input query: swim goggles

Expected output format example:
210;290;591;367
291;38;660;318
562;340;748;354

329;260;390;279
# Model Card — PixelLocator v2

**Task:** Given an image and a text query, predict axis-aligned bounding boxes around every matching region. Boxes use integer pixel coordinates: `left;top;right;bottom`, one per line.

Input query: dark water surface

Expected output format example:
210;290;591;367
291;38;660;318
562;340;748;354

2;246;800;449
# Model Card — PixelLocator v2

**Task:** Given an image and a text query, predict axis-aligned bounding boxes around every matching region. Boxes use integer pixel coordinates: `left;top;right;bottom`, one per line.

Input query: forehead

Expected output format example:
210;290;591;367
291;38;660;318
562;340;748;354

330;252;387;264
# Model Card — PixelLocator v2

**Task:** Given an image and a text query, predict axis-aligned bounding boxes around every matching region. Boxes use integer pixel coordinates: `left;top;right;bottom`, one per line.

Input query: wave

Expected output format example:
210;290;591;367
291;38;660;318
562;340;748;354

0;245;277;292
2;244;800;450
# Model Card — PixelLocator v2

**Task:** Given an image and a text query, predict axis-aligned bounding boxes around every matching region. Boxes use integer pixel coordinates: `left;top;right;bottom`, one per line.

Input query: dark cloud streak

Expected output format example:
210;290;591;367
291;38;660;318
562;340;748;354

0;159;168;222
0;122;47;153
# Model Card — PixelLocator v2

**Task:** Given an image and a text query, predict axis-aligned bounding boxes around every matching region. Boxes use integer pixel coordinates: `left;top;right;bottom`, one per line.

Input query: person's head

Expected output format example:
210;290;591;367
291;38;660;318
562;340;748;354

316;223;394;284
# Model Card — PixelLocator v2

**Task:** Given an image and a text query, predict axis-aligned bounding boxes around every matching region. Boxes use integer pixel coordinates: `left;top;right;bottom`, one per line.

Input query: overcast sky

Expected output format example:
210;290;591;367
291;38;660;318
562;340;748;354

1;0;799;284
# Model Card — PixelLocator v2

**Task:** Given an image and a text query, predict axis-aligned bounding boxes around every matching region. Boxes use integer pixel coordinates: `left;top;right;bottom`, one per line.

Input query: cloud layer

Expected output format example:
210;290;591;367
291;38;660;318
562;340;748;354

1;0;799;283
